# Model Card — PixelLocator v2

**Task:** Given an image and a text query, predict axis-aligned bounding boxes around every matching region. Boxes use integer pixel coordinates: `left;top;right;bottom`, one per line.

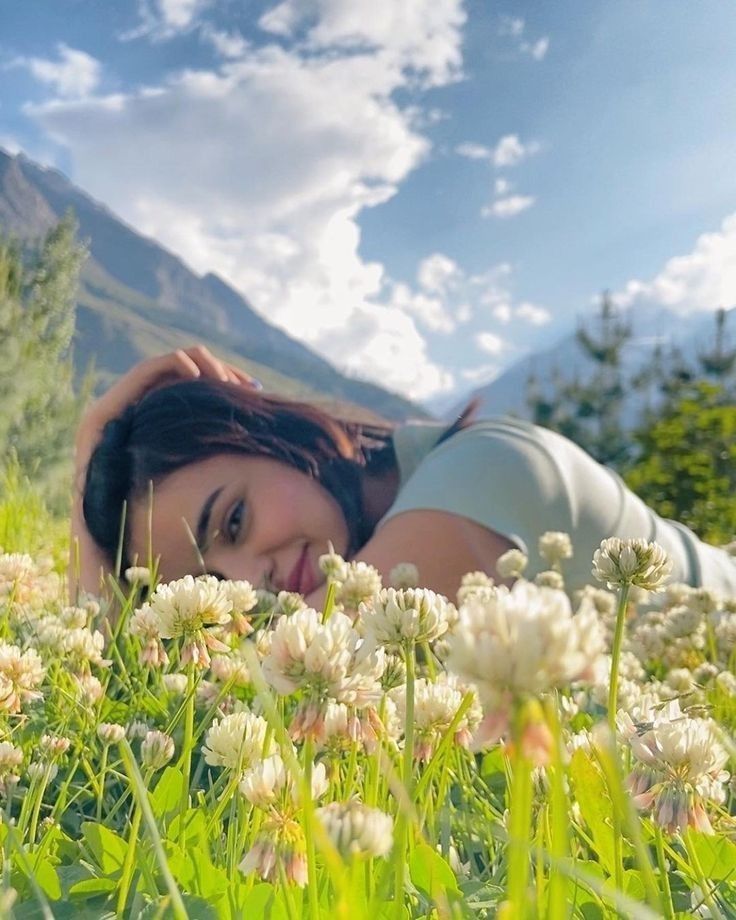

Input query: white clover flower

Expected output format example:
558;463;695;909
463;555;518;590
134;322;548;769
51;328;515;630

130;606;170;667
715;671;736;696
389;562;420;590
40;734;71;757
592;538;672;591
456;571;496;605
0;553;37;597
74;674;103;705
239;753;328;810
28;762;57;782
126;720;150;741
141;731;175;770
0;742;23;773
335;561;383;611
665;668;696;695
538;531;573;567
686;588;722;617
446;581;606;708
162;673;188;695
627;704;729;834
239;817;307;886
575;586;617;620
210;651;251;687
141;574;233;668
59;606;89;629
318;544;348;581
124;566;151;586
663;582;694;610
663;605;703;640
221;580;258;635
262;608;384;707
693;662;719;686
97;723;126;745
496;549;528;580
276;591;307;616
62;627;112;669
534;570;565;590
390;674;482;762
0;643;45;713
316;801;393;859
361;588;452;650
202;710;275;771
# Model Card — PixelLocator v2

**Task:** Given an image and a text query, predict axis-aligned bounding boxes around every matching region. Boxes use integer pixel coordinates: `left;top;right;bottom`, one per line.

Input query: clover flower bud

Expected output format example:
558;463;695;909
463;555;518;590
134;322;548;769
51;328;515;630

456;571;496;605
318;544;348;581
97;723;126;745
389;562;419;590
163;673;188;695
140;730;175;770
40;735;70;757
28;762;57;782
534;570;564;590
126;720;150;740
538;531;573;566
317;801;394;860
496;548;528;580
124;566;151;586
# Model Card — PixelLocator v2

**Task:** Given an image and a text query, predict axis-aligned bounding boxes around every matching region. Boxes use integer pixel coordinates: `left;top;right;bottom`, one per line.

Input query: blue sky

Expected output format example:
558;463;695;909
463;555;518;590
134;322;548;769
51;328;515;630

2;0;736;407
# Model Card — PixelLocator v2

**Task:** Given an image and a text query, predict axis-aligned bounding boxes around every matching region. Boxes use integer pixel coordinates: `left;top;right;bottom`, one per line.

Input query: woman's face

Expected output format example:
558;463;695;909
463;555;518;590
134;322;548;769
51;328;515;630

127;453;350;592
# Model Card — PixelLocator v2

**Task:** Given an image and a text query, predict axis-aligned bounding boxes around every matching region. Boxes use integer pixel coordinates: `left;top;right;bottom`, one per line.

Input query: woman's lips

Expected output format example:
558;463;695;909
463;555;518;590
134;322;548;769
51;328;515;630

285;544;316;595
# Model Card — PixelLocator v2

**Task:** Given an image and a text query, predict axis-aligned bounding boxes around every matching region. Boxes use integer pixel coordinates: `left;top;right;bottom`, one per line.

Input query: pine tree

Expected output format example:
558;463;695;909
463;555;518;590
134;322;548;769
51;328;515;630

526;292;632;465
0;213;89;509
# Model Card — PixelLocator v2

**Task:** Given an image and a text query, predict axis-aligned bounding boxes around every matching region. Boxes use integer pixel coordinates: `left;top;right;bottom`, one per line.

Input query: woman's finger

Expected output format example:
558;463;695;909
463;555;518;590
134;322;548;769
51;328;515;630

182;344;230;382
229;366;263;390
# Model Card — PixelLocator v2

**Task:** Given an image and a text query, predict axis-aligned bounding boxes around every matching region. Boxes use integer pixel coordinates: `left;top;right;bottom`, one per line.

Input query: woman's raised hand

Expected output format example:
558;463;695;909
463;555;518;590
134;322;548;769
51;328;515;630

76;345;260;449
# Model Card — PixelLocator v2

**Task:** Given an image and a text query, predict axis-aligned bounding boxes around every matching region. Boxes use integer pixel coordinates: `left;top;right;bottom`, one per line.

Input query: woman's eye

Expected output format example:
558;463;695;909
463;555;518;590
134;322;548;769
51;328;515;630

225;500;246;543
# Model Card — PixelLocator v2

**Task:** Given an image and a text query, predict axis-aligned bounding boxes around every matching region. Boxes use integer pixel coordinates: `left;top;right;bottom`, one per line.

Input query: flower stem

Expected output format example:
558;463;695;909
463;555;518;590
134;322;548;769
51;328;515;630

654;826;675;920
392;643;416;914
179;666;195;824
118;739;189;920
96;744;109;822
116;803;143;915
302;736;320;920
505;711;534;916
607;582;631;734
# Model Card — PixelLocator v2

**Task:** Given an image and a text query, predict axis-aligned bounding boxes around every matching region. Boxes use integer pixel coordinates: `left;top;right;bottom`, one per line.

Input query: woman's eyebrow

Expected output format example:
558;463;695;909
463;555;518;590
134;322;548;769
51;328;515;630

196;485;225;553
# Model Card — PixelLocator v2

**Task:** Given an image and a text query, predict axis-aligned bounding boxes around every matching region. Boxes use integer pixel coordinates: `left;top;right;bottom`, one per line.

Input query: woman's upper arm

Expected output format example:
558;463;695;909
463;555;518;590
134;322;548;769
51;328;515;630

355;508;515;598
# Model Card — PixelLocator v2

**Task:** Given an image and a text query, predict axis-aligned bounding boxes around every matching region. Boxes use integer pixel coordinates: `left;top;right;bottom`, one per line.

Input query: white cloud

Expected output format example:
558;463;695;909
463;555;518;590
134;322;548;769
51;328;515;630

455;141;491;160
200;26;249;58
29;2;466;401
18;44;100;98
121;0;211;41
417;252;460;294
520;37;549;61
492;133;540;168
483;194;535;218
475;331;505;355
616;212;736;314
492;303;512;323
498;15;549;61
498;16;525;38
494;177;512;196
0;136;22;155
516;301;551;325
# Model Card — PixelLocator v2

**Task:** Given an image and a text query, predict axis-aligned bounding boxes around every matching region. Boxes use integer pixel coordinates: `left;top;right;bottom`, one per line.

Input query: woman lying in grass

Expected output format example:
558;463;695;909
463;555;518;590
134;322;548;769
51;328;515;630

71;345;736;602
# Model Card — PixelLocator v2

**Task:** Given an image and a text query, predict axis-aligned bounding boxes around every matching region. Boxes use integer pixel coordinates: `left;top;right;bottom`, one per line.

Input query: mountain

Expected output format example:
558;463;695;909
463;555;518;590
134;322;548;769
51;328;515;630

450;304;735;424
0;148;428;423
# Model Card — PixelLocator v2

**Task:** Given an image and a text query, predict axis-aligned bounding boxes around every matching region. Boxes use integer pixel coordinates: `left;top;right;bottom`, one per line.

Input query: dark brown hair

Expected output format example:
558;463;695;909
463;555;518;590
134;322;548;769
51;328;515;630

82;380;477;570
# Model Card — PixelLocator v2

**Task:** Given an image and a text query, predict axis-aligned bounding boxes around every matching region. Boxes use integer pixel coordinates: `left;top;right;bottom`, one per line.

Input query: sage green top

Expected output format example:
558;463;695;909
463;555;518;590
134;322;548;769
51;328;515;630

381;417;736;595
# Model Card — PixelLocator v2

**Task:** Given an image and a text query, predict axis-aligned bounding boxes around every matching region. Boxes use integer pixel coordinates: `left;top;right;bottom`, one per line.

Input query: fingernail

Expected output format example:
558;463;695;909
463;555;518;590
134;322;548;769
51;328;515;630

250;378;263;390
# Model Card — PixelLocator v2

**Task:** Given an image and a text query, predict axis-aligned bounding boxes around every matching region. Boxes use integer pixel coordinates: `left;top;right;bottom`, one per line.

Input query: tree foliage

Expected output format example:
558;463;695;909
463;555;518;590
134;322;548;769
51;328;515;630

623;382;736;544
0;213;89;509
527;297;736;541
